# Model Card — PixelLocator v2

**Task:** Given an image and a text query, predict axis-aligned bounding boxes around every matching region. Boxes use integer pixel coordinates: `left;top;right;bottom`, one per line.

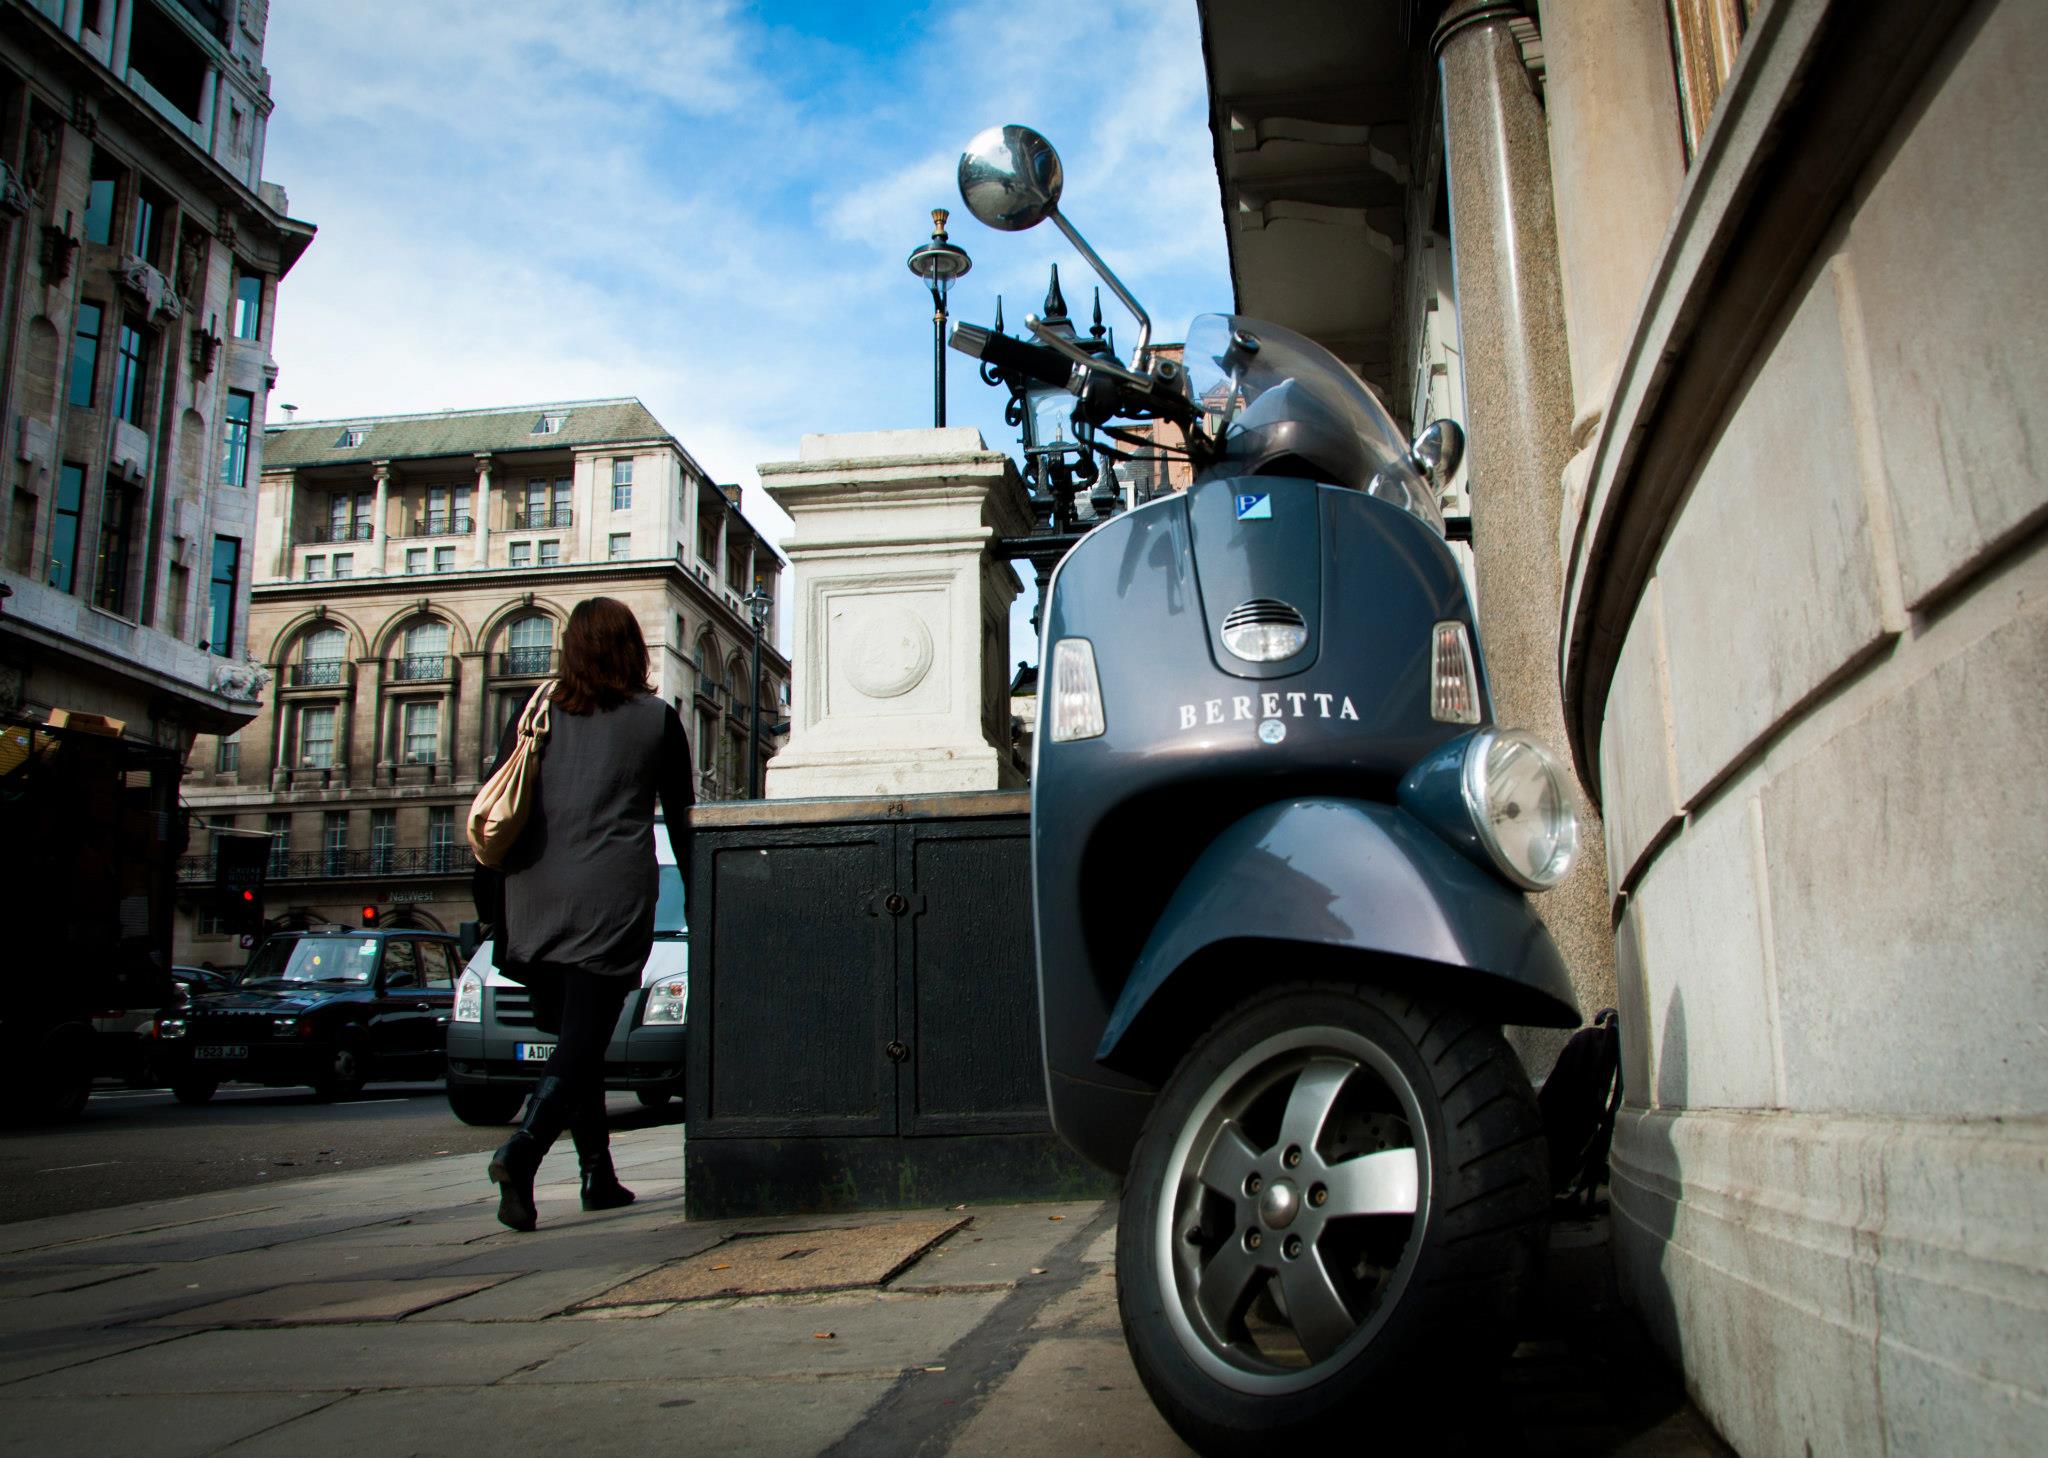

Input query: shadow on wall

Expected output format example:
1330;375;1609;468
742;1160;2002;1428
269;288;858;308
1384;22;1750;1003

1610;900;1686;1363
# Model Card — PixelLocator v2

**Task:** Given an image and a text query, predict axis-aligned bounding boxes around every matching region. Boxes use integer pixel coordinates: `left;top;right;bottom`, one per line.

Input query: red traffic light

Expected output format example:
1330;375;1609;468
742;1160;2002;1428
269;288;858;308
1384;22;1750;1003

241;889;255;902
361;905;380;927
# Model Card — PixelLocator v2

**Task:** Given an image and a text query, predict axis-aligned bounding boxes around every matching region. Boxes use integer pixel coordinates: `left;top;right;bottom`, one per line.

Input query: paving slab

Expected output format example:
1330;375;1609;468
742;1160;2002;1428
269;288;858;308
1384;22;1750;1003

0;1327;183;1388
507;1288;1007;1385
0;1262;153;1299
8;1321;591;1396
886;1202;1100;1294
0;1391;335;1458
212;1377;897;1458
146;1275;512;1326
586;1219;966;1306
944;1335;1192;1458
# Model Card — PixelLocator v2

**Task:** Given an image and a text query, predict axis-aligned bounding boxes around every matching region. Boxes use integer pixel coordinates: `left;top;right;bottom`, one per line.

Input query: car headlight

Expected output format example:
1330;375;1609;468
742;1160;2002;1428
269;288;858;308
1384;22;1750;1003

642;978;687;1026
154;1016;187;1040
453;972;483;1024
271;1016;300;1038
1460;729;1579;890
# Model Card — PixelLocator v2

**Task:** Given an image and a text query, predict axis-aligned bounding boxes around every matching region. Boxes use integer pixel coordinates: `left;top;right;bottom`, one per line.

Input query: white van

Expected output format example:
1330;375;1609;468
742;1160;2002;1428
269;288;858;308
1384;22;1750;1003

443;824;686;1124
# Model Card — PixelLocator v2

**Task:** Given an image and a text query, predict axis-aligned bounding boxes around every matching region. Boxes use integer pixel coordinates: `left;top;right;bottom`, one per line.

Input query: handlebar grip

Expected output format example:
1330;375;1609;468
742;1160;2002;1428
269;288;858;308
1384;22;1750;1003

949;322;1075;390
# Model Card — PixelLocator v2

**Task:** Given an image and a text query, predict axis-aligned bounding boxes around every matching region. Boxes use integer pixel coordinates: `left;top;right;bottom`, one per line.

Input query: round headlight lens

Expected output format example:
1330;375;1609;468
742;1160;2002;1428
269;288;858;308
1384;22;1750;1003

1461;730;1579;890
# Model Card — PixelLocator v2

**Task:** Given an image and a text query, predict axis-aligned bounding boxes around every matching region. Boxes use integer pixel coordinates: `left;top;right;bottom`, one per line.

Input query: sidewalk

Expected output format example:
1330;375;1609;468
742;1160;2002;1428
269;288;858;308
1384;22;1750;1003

0;1124;1728;1457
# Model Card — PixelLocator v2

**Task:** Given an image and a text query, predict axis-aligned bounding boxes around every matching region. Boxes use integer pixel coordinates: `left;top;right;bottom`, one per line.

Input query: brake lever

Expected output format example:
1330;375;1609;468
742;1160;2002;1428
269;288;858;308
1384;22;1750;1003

1024;314;1153;389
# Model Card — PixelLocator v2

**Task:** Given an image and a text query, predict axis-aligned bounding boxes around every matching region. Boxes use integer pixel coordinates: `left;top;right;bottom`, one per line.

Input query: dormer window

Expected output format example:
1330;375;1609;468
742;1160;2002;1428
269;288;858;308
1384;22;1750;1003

532;414;566;435
335;426;368;449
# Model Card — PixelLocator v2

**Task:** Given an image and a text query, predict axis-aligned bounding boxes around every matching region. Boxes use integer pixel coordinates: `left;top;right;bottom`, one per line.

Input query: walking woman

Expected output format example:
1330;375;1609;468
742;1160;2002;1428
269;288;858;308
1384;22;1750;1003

485;596;692;1232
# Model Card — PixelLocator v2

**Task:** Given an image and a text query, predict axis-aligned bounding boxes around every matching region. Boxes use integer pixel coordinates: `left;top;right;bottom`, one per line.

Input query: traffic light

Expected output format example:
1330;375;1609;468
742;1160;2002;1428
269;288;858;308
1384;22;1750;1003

214;834;269;936
361;904;380;927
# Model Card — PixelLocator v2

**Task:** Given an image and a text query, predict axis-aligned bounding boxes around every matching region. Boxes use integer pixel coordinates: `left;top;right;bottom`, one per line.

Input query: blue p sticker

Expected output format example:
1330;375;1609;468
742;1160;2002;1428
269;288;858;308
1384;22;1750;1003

1235;493;1271;520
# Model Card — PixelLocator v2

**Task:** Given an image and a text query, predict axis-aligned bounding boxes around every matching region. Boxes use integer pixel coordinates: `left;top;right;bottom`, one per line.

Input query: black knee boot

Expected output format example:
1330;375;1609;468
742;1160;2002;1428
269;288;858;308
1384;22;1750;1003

488;1075;574;1232
572;1088;634;1211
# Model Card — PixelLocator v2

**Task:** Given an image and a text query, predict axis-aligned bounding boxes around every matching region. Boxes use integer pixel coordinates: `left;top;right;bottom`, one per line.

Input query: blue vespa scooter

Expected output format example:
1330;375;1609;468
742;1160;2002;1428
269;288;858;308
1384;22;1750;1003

951;127;1584;1455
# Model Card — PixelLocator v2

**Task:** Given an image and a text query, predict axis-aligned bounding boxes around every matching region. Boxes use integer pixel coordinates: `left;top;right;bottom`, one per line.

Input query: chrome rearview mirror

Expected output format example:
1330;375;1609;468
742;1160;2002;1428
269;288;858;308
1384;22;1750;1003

959;124;1063;232
957;124;1154;368
1409;419;1466;491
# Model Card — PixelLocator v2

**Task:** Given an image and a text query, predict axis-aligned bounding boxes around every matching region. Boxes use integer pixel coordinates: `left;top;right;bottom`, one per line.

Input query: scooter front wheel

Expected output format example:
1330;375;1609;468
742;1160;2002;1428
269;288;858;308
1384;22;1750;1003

1116;982;1545;1455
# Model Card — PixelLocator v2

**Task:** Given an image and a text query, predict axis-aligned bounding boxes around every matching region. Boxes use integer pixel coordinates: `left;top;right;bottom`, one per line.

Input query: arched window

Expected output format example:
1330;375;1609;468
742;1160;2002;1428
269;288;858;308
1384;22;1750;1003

726;654;746;712
502;613;553;676
396;620;450;682
693;634;716;699
296;625;347;686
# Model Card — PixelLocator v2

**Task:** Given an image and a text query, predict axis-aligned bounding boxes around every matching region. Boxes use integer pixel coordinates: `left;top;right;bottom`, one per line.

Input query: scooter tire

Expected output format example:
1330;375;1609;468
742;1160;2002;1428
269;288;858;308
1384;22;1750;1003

1115;981;1546;1457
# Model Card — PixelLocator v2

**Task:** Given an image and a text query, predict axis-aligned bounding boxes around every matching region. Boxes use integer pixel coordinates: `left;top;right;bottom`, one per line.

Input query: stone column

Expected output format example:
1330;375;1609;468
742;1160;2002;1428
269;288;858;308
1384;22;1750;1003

1540;0;1687;562
1433;1;1615;1040
351;657;383;787
472;452;492;567
370;463;392;576
760;428;1030;798
454;650;485;786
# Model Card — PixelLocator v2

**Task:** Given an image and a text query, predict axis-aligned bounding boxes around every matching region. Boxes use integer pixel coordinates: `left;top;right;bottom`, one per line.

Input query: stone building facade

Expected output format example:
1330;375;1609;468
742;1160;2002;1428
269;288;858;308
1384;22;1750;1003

1197;0;2045;1451
175;398;788;957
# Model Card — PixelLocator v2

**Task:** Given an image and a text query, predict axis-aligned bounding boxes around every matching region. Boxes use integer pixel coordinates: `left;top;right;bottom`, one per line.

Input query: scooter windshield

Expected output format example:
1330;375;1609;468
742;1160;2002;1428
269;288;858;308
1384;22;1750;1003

1186;314;1441;532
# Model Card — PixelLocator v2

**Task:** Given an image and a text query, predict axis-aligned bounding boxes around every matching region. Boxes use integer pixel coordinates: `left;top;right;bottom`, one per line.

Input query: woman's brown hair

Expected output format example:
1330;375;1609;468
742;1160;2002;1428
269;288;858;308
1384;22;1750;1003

551;597;651;714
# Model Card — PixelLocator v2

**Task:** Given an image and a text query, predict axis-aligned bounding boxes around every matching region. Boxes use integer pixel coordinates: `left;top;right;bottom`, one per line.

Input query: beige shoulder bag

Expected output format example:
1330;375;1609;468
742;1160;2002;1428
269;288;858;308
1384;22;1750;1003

466;680;554;866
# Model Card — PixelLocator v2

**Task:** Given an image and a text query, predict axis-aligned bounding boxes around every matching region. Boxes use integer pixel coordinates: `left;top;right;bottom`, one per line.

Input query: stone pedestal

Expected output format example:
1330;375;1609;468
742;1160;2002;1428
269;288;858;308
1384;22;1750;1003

761;428;1030;799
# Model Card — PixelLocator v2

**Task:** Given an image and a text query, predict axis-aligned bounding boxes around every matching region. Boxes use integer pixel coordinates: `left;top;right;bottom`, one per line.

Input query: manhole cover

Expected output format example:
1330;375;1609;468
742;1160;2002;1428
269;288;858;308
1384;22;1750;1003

582;1218;967;1306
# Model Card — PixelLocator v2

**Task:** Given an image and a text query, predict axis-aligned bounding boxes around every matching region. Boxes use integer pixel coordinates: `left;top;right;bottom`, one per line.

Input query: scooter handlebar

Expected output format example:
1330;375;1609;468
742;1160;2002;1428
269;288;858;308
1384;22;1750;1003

949;321;1076;390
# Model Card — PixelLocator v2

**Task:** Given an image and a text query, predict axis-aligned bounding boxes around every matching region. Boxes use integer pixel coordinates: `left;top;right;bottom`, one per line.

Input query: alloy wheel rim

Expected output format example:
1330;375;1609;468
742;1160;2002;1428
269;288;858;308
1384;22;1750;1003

1151;1023;1430;1395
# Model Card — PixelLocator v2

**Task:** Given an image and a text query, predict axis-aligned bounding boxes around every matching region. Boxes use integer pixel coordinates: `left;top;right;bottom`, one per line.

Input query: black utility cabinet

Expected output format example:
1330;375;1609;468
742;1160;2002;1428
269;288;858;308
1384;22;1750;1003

683;792;1114;1217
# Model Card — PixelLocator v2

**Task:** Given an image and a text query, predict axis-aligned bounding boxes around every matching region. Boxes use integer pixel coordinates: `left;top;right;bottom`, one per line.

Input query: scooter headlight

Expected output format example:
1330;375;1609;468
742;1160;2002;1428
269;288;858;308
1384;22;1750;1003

1048;637;1106;742
1220;598;1308;663
1460;729;1579;890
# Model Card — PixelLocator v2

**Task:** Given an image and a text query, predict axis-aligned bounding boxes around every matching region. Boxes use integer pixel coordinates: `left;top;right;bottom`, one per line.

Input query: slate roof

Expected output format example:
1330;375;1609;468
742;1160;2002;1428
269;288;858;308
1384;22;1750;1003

260;398;676;470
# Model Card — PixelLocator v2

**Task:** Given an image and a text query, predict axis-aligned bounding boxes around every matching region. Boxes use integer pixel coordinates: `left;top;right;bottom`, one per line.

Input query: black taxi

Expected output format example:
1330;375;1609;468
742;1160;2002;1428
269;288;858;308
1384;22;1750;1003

151;928;460;1103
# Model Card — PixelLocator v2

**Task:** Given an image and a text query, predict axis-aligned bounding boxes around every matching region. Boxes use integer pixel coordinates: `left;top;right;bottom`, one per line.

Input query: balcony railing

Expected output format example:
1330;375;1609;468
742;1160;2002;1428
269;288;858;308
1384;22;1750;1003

400;513;474;538
287;659;349;687
495;647;559;677
390;654;452;682
510;507;573;530
178;846;472;883
308;522;374;543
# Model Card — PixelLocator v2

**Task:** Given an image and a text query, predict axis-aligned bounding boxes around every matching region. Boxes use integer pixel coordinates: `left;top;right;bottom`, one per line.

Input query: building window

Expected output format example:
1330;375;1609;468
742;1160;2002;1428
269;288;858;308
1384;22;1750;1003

428;806;457;870
425;484;472;534
402;701;440;764
398;620;450;682
532;413;565;435
83;151;117;245
405;548;426;575
697;509;720;564
95;479;135;615
266;813;292;875
433;545;455;573
113;323;148;427
538;540;560;566
232;269;264;340
504;614;552;675
335;426;368;449
328;490;373;539
49;462;85;593
69;302;103;407
304;554;326;581
508;541;532;567
728;543;750;593
323;812;349;876
216;734;240;773
332;552;353;578
299;626;347;686
207;537;240;655
611;458;633;510
298;706;336;769
608;533;631;561
370;809;395;873
131;182;167;266
221;389;254;485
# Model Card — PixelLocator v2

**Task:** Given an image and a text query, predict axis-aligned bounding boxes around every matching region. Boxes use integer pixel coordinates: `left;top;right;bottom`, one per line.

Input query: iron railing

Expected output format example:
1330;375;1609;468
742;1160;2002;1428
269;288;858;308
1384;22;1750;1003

400;513;473;538
307;522;374;543
389;654;452;682
510;507;573;530
287;659;349;687
178;845;472;883
495;647;558;677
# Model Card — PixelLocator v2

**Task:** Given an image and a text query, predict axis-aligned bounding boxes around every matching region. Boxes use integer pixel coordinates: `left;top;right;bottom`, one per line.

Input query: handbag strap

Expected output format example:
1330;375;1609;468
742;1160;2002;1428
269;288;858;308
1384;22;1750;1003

519;680;556;741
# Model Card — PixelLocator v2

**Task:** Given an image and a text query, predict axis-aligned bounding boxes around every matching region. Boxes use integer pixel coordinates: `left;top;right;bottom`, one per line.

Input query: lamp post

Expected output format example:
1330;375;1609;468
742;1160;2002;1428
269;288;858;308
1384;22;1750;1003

742;586;773;798
906;209;972;428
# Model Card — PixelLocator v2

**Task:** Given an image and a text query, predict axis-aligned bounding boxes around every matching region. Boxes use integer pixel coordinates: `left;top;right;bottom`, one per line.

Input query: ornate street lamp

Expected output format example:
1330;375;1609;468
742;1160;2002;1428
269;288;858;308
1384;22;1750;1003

905;209;972;428
742;586;774;798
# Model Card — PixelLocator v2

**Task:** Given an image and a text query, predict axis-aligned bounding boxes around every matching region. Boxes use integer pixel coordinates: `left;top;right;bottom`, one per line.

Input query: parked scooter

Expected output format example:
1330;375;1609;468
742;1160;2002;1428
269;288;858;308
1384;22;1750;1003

951;126;1583;1455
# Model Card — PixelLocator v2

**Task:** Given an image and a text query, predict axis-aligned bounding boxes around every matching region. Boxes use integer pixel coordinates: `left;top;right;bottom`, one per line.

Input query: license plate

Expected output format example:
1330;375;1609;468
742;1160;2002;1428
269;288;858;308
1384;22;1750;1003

515;1043;556;1063
194;1045;248;1060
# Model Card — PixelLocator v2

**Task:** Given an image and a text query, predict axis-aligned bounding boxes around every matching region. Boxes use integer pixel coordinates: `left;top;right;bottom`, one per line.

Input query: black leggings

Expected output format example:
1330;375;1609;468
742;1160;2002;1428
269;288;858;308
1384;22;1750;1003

521;966;631;1096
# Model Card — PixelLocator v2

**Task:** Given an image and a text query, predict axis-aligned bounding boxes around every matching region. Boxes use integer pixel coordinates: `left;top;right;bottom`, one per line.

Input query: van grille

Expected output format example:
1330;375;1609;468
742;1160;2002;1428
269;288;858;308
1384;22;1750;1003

491;988;535;1028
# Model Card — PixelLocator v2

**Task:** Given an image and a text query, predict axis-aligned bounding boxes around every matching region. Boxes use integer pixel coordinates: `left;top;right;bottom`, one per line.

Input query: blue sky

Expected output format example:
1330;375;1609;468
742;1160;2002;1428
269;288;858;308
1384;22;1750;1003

260;0;1235;655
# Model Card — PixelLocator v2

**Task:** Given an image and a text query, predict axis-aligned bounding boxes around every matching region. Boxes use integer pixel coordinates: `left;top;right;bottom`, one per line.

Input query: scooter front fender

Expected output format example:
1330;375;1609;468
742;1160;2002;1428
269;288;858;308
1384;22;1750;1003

1095;798;1578;1071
